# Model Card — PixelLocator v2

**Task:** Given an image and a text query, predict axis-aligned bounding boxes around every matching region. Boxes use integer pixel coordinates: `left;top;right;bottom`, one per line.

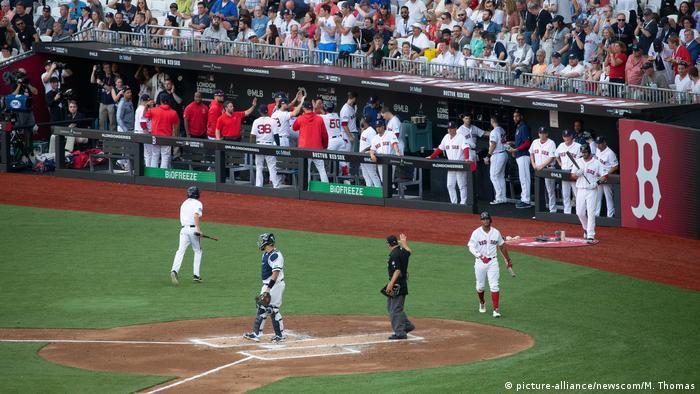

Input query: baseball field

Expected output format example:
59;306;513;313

1;173;698;393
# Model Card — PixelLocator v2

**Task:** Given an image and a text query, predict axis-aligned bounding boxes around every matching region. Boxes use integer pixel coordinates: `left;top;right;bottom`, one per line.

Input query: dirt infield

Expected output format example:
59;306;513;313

2;173;698;290
0;316;534;393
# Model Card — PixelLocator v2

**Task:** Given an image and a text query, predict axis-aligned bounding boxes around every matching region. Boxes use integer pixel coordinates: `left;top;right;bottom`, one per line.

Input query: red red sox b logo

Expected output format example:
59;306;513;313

629;130;661;220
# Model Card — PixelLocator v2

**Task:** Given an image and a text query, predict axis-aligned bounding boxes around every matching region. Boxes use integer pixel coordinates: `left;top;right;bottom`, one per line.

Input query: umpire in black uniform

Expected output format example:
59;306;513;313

384;233;415;340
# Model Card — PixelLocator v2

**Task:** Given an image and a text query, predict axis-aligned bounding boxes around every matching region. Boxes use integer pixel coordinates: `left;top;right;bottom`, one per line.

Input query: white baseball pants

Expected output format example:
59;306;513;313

308;158;328;183
255;154;281;188
596;184;615;217
171;227;202;277
516;156;531;204
327;136;349;173
544;178;557;212
447;170;467;204
279;136;290;147
149;145;172;168
474;258;500;292
361;163;382;187
489;152;507;202
576;187;598;238
144;144;154;167
561;180;577;214
260;280;286;307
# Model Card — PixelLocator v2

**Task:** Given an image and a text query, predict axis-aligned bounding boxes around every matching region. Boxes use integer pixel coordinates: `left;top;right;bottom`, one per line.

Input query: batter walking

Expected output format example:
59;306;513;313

383;234;415;340
171;186;204;285
571;145;608;241
244;233;286;343
467;212;514;318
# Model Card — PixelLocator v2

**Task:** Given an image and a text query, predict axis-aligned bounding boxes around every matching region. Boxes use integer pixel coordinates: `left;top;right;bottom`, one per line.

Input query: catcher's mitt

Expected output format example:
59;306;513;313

256;292;271;306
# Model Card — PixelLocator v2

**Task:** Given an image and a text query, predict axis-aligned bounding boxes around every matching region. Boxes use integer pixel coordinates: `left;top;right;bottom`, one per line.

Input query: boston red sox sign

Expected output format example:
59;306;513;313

619;119;700;239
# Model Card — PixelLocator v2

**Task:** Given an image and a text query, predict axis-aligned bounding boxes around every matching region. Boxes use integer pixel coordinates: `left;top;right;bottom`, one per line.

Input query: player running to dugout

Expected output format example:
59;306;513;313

467;212;515;318
244;233;286;343
171;186;204;285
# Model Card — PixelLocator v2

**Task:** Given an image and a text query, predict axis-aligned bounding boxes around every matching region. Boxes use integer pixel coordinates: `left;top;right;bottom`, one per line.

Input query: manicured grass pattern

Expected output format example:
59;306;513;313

0;204;697;393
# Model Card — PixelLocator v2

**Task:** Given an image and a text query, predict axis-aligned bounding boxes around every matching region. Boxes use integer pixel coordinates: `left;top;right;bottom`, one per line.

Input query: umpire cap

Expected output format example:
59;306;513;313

187;186;200;199
480;211;492;221
386;235;398;246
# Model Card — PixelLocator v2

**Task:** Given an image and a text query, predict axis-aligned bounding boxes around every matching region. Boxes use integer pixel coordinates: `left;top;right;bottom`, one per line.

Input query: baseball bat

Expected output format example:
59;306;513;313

507;267;516;277
195;233;218;241
565;151;591;184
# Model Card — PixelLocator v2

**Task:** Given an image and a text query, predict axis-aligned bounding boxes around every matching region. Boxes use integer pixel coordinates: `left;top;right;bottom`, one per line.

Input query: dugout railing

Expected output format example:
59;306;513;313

534;169;621;227
50;127;476;213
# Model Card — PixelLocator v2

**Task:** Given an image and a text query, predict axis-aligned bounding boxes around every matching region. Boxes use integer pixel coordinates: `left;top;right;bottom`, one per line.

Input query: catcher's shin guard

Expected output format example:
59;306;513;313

270;307;284;337
253;305;268;334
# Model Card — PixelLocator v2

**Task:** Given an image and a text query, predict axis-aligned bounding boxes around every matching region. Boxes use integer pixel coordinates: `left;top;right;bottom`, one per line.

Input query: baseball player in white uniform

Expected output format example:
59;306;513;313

467;211;514;318
171;186;204;285
487;116;508;205
382;107;404;154
594;136;619;218
340;91;358;154
369;118;401;183
555;130;582;214
270;97;304;147
571;144;608;240
457;114;487;162
426;121;472;204
250;106;281;188
321;103;350;177
530;127;558;213
359;118;382;187
135;94;153;169
244;233;286;343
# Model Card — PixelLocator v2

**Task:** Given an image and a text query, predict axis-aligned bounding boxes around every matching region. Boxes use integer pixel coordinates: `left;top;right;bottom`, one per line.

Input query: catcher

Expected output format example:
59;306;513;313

243;233;286;343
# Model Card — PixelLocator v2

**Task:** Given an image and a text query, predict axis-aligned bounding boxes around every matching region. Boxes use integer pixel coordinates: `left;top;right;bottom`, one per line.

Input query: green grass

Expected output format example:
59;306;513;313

0;204;698;393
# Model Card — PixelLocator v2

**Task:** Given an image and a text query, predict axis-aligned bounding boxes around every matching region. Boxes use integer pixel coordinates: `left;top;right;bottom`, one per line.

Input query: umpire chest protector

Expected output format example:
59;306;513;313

261;251;279;280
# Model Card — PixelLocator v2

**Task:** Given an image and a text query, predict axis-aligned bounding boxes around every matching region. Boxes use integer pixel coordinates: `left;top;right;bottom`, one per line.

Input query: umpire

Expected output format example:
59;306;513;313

383;233;415;340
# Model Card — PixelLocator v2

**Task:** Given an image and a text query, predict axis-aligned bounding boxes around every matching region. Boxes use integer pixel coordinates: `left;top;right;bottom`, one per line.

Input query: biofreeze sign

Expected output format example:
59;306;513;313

309;181;382;198
144;167;215;183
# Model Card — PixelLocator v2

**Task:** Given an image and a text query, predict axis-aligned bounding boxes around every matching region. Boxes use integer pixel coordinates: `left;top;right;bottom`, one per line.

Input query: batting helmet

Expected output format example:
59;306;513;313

187;186;200;199
257;233;276;250
480;211;492;221
580;144;591;155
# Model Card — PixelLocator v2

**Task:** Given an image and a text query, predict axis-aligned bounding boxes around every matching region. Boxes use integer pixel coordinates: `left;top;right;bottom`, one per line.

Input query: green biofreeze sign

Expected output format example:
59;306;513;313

309;181;383;198
144;167;216;183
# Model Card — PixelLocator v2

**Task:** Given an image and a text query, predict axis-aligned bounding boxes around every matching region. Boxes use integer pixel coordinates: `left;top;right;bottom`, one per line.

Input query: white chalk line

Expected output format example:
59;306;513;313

0;339;192;345
238;346;361;361
142;356;254;394
191;332;424;349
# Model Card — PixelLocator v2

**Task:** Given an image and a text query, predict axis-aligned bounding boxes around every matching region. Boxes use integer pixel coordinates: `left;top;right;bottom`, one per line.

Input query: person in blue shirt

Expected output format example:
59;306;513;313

507;110;532;209
209;0;238;31
68;0;87;23
251;5;268;38
362;95;381;124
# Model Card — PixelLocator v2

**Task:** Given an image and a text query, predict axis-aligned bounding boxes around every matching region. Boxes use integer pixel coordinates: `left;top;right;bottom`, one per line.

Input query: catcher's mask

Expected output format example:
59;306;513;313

187;186;200;199
257;233;275;250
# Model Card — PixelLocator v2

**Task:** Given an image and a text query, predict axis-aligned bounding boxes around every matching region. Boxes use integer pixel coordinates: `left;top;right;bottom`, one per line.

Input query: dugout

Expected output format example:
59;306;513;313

27;40;700;223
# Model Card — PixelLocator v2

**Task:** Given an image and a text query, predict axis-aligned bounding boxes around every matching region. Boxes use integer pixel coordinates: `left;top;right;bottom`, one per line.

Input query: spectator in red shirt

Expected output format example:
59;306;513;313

293;100;329;183
144;95;180;168
215;98;257;141
207;90;225;140
665;36;691;75
183;91;208;138
267;91;286;115
606;41;627;84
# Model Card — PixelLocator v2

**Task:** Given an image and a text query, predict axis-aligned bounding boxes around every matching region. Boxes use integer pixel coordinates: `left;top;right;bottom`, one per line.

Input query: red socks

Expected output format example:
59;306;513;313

491;291;500;310
477;290;485;304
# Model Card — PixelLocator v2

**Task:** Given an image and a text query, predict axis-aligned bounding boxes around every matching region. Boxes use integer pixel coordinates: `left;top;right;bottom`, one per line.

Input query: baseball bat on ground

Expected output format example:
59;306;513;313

565;151;590;184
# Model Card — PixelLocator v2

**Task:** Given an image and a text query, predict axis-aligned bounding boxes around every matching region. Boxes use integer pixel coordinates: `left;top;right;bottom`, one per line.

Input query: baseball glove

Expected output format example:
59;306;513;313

256;292;271;307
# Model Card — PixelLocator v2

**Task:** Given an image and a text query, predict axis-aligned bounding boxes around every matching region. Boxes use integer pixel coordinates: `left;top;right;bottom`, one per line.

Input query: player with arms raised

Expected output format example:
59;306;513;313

467;212;515;318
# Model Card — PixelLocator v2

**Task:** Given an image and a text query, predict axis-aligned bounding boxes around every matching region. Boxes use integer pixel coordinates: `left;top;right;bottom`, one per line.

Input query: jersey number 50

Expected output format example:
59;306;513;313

329;119;340;128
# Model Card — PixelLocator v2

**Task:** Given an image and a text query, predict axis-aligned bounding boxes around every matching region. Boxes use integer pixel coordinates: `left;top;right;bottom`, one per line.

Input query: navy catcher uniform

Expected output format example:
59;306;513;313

244;233;286;343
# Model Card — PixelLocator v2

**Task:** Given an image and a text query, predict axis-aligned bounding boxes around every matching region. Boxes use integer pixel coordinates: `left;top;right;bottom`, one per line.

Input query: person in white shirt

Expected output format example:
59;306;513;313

555;129;581;214
394;6;412;38
321;103;350;177
271;97;304;146
405;0;426;25
593;136;618;218
358;118;381;187
675;61;693;93
509;34;533;75
582;22;599;64
478;45;501;82
171;186;204;285
369;118;401;183
235;17;258;43
426;121;472;205
439;11;459;31
317;4;337;61
529;127;557;213
339;3;357;53
278;9;300;39
250;106;281;188
560;54;585;78
459;44;478;67
135;94;153;166
467;211;514;318
487;116;508;205
339;91;358;153
408;23;431;56
457;113;487;162
381;106;404;154
571;144;608;241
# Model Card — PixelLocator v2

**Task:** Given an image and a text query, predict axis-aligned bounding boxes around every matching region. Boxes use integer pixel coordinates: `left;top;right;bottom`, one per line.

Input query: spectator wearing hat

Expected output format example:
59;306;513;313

593;136;618;218
292;100;329;183
567;20;587;61
635;8;658;54
116;85;135;134
426;120;471;205
407;22;431;56
546;51;565;75
625;44;645;85
209;0;238;31
640;61;670;88
278;8;300;38
470;23;486;57
35;6;55;36
183;91;208;139
547;15;570;58
206;90;225;139
215;97;257;141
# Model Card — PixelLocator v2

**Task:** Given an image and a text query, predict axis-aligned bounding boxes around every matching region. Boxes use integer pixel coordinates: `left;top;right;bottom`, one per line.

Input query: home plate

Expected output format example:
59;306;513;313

191;333;305;348
239;346;361;360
